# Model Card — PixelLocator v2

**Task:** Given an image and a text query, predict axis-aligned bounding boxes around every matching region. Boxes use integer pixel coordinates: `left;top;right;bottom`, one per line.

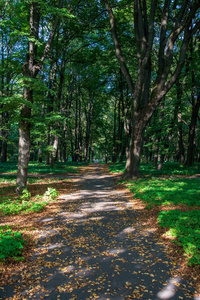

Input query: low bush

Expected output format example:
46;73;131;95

0;187;59;216
0;230;26;261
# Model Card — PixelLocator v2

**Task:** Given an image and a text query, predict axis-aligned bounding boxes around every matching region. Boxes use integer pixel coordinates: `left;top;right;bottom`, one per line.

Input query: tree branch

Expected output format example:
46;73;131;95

40;0;64;64
104;0;135;98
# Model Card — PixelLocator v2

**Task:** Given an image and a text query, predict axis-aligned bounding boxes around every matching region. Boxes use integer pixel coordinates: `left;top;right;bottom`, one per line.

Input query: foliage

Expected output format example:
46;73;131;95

109;162;200;176
0;162;87;175
126;177;200;207
43;187;59;200
158;210;200;265
0;187;59;216
0;230;26;261
21;189;31;201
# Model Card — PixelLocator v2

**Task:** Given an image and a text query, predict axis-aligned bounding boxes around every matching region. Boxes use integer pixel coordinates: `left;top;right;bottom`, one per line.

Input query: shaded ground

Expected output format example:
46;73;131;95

0;164;199;299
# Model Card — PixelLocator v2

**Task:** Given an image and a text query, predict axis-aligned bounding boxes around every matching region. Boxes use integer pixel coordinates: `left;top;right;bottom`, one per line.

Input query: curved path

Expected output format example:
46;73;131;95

1;164;199;300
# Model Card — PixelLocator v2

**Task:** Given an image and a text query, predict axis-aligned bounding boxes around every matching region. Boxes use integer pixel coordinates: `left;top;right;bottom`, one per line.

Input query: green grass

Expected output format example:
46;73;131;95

0;161;88;175
109;161;200;266
126;177;200;207
0;161;87;185
108;161;200;176
158;210;200;265
108;162;126;173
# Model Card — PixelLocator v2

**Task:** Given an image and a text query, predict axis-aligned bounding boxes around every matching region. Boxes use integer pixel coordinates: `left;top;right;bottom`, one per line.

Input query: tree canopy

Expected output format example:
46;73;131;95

0;0;200;192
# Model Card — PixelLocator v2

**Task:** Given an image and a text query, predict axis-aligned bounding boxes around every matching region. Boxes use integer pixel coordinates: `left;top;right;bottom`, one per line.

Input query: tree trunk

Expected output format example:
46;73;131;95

16;0;63;194
177;110;185;164
16;3;39;194
1;111;8;162
16;98;32;194
78;94;82;162
105;136;108;164
176;81;185;164
187;94;200;166
105;0;199;179
38;145;43;163
158;153;165;170
112;98;117;162
70;126;74;161
51;134;59;167
62;127;67;162
84;98;93;162
186;38;200;166
125;117;145;178
153;138;159;168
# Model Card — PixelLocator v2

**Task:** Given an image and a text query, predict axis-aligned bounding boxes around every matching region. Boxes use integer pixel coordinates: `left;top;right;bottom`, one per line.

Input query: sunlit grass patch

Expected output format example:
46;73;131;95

27;161;87;174
158;210;200;265
126;177;200;207
0;176;16;184
123;175;200;265
108;161;200;176
0;161;88;175
108;162;125;173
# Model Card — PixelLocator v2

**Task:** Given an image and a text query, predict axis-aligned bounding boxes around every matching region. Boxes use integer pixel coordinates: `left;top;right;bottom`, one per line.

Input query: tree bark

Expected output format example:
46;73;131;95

112;98;117;162
84;97;93;162
16;100;32;193
175;81;185;164
50;133;59;167
186;38;200;166
1;111;9;162
16;0;63;194
187;94;200;165
158;154;165;170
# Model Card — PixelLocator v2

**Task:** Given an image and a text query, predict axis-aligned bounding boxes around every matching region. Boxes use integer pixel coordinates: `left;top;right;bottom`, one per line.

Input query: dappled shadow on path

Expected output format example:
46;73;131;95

1;165;199;300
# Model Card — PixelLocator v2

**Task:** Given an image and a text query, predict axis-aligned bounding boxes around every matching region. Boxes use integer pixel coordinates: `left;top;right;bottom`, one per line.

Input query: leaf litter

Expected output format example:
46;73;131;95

0;164;199;299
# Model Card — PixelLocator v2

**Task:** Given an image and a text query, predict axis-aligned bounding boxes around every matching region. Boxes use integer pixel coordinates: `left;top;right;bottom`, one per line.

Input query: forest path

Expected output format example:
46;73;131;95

1;164;198;300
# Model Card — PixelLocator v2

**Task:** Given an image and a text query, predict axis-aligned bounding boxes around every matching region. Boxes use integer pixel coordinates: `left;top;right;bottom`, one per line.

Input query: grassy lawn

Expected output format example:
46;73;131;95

109;161;200;176
0;161;88;175
109;162;200;266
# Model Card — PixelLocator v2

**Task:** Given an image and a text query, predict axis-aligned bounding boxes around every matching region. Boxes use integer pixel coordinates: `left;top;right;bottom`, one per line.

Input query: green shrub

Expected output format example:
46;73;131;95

0;187;59;216
21;189;31;201
0;230;26;261
43;187;59;200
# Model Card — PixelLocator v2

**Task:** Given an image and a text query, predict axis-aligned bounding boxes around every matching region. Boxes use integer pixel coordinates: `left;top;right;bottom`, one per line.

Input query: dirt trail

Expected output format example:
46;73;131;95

0;164;199;299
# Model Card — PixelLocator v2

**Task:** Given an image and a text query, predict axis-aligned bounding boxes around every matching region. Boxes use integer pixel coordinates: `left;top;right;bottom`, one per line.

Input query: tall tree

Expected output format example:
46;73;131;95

16;0;63;194
104;0;200;178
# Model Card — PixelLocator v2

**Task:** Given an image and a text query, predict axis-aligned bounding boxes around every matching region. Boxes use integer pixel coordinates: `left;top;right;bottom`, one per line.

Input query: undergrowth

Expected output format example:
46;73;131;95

126;177;200;207
109;162;200;266
0;229;26;261
0;161;87;175
0;187;59;261
158;210;200;266
0;187;59;216
109;161;200;176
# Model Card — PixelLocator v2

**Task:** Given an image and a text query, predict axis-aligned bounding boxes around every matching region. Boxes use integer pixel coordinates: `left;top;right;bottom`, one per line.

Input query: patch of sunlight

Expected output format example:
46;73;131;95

117;227;135;238
103;248;126;257
156;277;181;299
59;265;74;274
41;218;55;222
107;248;126;255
